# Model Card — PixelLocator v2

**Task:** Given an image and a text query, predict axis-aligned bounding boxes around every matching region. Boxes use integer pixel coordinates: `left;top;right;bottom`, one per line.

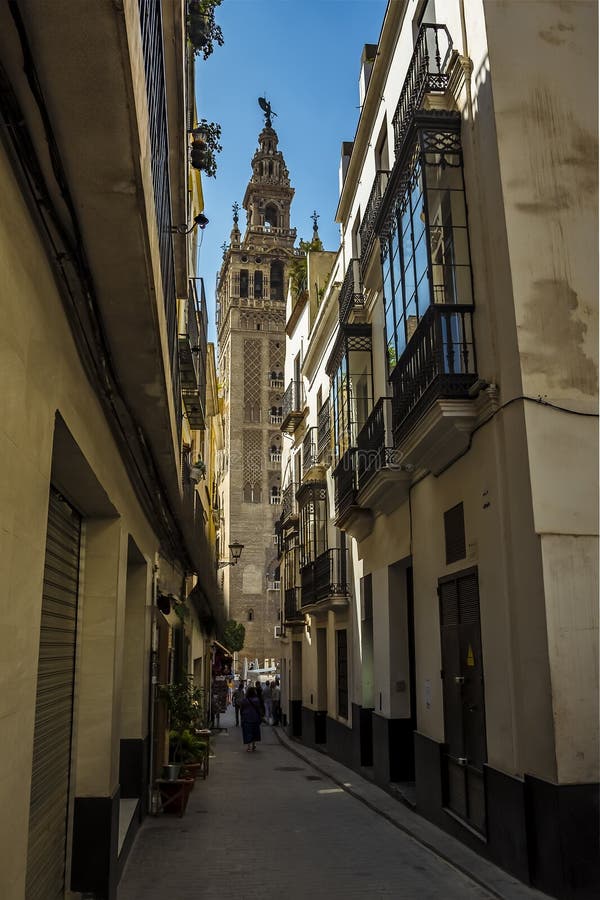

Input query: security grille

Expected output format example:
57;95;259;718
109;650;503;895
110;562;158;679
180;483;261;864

26;489;81;899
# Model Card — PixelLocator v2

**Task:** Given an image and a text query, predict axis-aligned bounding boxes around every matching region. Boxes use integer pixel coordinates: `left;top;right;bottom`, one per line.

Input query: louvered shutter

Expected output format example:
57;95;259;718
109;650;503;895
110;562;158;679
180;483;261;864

26;489;81;900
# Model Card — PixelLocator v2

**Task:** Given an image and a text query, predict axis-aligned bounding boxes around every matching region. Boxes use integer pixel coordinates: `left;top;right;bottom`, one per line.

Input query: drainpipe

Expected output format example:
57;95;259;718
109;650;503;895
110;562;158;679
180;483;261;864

147;558;160;813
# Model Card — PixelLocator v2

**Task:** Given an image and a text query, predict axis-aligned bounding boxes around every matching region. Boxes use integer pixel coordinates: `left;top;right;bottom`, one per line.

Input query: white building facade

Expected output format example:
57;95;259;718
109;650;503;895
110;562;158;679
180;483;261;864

278;2;598;897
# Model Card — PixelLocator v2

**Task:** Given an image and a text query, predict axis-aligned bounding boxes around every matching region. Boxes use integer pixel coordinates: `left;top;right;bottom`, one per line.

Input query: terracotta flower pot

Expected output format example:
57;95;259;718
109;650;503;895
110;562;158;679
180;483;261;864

159;777;194;816
180;761;204;782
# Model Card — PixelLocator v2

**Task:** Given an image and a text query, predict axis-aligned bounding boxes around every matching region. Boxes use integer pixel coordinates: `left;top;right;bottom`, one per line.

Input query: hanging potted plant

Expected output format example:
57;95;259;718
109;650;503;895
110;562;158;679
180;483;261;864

190;456;206;483
190;120;222;178
187;0;224;60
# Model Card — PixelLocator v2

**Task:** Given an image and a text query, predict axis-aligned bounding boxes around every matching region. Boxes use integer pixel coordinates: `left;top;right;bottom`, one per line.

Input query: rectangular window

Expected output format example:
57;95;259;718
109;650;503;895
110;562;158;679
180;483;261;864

444;502;466;564
330;340;373;467
240;269;249;298
298;486;327;566
381;130;472;377
254;270;263;299
336;629;348;718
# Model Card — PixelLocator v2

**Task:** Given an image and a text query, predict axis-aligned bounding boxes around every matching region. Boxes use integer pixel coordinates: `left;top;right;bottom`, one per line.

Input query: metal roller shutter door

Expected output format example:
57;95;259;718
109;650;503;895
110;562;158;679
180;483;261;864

26;489;81;900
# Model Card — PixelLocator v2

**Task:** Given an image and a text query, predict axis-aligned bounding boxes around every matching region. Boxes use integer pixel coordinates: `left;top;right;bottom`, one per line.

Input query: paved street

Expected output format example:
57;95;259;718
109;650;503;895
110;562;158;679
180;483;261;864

118;708;547;900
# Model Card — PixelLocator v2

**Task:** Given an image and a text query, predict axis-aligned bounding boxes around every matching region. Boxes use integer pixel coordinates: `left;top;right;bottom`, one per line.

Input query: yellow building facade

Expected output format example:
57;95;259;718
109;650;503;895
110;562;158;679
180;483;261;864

0;2;222;897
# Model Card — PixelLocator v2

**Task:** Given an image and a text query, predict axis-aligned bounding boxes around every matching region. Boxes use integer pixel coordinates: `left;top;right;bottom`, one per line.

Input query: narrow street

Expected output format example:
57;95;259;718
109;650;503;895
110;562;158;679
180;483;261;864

118;708;545;900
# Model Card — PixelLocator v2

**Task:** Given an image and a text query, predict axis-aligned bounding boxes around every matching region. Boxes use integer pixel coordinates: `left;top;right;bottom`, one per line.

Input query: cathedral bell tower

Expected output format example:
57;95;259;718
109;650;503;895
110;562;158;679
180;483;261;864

216;102;296;672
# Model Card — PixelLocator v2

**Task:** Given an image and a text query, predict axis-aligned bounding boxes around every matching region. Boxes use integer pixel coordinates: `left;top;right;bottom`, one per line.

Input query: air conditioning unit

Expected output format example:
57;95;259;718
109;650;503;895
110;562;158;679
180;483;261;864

274;625;283;638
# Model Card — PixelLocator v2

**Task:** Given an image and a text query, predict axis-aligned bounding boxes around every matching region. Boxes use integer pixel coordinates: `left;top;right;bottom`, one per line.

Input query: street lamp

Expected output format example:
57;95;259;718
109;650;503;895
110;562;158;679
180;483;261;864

217;540;244;569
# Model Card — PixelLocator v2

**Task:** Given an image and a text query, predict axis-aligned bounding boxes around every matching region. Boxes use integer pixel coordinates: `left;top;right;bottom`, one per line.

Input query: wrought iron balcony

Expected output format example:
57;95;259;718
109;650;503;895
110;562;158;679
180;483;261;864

300;548;349;610
392;24;453;154
302;428;322;478
317;399;331;466
391;304;478;439
179;279;207;429
359;170;389;274
281;482;299;522
333;449;359;519
356;398;394;493
354;398;412;516
281;380;306;433
338;258;365;324
284;587;304;624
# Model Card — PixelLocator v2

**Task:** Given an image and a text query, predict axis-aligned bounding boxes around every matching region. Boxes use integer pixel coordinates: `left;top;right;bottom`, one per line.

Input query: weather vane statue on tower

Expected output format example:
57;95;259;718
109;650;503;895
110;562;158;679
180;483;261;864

258;96;277;128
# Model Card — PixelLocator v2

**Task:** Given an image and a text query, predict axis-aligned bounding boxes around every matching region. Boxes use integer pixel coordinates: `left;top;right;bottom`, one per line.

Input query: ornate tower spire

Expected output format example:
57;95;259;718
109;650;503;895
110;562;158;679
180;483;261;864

241;104;296;248
230;201;241;247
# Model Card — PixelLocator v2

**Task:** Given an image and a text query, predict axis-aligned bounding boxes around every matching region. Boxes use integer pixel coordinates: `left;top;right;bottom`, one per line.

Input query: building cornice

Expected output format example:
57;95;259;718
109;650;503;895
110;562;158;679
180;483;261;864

335;0;407;225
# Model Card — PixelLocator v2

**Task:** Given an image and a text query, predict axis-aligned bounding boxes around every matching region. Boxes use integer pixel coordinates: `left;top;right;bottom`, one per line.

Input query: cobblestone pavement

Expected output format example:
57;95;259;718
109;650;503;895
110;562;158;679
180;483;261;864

118;708;546;900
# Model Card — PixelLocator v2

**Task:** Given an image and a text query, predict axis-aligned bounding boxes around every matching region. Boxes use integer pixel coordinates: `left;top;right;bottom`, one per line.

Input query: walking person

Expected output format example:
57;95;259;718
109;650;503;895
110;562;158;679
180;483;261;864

262;680;273;723
272;678;281;726
240;686;262;752
255;680;265;718
232;680;245;726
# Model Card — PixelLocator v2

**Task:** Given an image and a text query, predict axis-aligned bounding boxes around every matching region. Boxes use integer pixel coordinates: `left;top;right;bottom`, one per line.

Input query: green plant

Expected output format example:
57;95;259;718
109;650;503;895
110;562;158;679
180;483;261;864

169;729;207;763
289;236;324;299
187;0;224;60
221;619;245;652
160;678;206;762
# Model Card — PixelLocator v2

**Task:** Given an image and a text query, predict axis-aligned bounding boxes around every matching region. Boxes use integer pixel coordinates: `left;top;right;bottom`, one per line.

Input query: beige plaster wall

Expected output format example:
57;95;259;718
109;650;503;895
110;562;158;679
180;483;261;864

120;558;153;738
410;406;556;781
540;533;599;783
0;138;165;895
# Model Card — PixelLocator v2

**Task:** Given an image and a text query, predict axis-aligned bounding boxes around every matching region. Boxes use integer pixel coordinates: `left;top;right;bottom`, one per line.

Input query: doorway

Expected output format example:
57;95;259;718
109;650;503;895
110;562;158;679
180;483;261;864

439;567;487;832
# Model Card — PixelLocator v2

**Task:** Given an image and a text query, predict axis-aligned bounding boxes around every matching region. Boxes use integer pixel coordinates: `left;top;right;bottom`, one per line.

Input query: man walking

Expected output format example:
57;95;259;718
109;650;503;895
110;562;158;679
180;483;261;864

262;680;273;723
232;680;245;726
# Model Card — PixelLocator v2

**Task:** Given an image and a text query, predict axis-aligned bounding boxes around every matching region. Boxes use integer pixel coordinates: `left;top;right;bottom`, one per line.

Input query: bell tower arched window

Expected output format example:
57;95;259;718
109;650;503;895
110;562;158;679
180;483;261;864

270;260;284;301
264;203;278;229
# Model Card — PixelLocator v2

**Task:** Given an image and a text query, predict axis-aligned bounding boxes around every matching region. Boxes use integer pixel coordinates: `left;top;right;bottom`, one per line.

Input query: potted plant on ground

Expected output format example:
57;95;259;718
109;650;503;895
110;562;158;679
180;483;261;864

172;729;209;783
158;678;206;812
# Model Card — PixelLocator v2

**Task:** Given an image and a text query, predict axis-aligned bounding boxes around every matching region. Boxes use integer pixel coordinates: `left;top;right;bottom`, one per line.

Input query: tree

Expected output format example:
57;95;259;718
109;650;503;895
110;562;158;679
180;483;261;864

222;619;245;653
289;236;324;300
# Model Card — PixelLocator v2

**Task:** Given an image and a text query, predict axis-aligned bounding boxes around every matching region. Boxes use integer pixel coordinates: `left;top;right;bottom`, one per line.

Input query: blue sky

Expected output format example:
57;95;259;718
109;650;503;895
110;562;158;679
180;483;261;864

194;0;388;342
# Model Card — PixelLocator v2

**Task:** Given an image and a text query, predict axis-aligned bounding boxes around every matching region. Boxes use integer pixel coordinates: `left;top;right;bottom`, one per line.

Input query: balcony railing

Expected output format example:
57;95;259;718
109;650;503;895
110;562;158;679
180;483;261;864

391;304;477;439
392;24;453;154
284;587;303;623
267;580;281;591
269;378;284;389
270;493;282;505
270;414;283;425
317;399;331;465
179;280;207;429
300;549;349;608
338;258;365;324
356;397;397;492
359;170;390;273
333;449;359;519
281;380;306;433
302;428;319;476
281;482;299;521
269;451;282;464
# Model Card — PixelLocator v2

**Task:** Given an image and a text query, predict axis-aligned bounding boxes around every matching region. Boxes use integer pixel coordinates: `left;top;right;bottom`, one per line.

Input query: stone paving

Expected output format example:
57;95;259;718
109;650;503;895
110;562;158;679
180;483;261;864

118;708;548;900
